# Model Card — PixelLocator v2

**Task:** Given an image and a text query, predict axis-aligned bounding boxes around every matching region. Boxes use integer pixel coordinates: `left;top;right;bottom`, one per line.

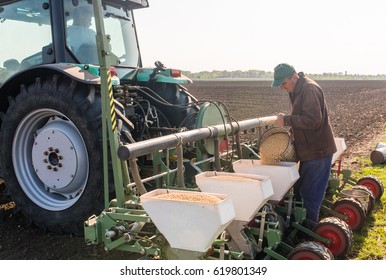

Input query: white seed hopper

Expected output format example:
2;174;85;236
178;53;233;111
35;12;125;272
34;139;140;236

195;171;274;222
232;159;299;201
140;189;235;252
332;137;346;165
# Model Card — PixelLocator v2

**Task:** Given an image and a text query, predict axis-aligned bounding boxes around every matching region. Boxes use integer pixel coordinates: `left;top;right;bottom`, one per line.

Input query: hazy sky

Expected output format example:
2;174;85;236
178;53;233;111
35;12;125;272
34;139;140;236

134;0;386;75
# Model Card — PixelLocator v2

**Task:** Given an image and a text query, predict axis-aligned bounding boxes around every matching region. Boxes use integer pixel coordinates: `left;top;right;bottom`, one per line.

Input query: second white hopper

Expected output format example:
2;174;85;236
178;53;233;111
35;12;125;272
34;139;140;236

232;159;299;201
195;171;274;222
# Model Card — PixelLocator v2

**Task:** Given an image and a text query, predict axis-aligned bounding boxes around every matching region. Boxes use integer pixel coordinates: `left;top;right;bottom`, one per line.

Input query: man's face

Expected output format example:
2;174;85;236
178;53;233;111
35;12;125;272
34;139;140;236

280;74;296;93
79;14;92;27
83;15;91;28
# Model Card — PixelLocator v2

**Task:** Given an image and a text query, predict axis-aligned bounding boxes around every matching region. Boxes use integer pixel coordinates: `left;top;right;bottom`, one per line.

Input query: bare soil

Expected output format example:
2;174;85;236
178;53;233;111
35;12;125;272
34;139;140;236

1;79;386;260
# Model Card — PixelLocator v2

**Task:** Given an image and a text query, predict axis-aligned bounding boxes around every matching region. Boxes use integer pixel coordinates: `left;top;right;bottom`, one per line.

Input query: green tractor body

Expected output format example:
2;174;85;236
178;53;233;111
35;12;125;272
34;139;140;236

0;0;198;235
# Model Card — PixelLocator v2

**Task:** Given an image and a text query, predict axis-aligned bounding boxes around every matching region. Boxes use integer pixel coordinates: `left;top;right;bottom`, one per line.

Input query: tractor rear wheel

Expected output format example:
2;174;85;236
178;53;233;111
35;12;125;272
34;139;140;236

356;175;384;202
0;75;103;235
331;197;366;232
287;241;334;260
313;216;353;258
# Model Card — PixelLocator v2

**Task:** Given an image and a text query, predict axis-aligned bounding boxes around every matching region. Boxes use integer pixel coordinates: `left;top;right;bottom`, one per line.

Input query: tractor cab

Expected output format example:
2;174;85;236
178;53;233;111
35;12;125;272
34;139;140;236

0;0;148;85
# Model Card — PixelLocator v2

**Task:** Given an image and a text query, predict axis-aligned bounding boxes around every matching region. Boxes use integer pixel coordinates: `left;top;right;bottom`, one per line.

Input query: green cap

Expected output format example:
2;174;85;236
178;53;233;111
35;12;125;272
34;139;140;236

272;63;296;87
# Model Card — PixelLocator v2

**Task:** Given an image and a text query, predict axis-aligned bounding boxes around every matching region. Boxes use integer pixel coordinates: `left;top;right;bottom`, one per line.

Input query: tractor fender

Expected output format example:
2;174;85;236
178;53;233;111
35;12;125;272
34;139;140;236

0;63;100;113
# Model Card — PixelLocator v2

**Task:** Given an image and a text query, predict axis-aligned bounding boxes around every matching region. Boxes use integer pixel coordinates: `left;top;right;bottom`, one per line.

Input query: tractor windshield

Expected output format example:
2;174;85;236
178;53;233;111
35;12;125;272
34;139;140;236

64;1;141;67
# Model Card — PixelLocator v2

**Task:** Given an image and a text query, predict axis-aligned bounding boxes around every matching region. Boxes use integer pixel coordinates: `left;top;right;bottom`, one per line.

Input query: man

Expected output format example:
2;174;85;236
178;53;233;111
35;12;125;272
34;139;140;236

66;7;97;63
272;63;337;226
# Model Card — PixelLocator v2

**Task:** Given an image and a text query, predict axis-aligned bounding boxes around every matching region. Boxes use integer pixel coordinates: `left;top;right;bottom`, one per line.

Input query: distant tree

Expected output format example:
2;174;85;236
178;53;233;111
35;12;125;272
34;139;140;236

183;70;385;80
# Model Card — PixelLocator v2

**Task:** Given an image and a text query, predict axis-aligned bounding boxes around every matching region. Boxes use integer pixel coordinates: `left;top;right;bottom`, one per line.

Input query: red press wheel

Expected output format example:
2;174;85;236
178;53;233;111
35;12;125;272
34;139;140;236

356;175;384;202
351;185;375;213
287;241;334;260
313;216;353;258
331;197;366;232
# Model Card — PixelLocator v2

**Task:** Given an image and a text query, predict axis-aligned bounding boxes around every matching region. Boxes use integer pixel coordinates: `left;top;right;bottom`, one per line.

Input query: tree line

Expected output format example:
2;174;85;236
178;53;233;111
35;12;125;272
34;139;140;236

183;69;386;80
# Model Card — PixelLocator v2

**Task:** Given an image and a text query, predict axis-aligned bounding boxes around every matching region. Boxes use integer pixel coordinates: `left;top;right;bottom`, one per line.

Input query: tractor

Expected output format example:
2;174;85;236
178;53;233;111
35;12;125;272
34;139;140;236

0;0;200;235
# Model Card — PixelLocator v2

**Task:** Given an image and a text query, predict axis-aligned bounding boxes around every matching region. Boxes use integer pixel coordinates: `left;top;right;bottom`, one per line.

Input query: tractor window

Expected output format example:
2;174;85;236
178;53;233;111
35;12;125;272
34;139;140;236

0;0;52;83
104;10;140;67
64;2;98;64
64;1;140;68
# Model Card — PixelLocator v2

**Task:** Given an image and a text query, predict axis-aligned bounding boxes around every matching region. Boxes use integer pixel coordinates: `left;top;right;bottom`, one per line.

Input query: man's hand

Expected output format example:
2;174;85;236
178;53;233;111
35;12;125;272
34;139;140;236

276;113;285;126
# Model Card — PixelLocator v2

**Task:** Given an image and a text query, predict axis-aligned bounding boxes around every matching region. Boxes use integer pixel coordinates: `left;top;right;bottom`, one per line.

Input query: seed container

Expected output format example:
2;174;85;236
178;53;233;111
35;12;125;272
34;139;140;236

232;159;299;201
195;171;273;221
140;189;235;252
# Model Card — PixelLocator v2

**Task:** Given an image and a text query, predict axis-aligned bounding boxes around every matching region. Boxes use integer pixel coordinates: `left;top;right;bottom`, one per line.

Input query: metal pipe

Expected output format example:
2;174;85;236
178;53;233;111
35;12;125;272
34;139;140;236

176;145;185;187
214;137;221;171
128;158;147;195
235;132;242;159
193;155;215;166
125;142;256;188
118;116;277;160
127;169;177;188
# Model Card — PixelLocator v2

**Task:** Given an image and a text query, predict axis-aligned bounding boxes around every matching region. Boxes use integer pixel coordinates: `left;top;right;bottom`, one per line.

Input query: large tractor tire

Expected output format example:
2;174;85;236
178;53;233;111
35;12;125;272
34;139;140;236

0;75;103;235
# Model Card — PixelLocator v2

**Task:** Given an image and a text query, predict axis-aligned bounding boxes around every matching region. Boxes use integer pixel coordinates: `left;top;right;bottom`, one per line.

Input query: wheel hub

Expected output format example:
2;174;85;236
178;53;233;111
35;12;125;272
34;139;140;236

32;127;78;192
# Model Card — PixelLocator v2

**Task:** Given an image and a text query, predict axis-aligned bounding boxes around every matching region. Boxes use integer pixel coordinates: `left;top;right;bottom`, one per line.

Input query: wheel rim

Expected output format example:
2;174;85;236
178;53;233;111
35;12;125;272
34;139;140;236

358;179;381;202
333;200;365;231
313;217;352;258
337;206;358;229
13;109;89;211
315;228;344;256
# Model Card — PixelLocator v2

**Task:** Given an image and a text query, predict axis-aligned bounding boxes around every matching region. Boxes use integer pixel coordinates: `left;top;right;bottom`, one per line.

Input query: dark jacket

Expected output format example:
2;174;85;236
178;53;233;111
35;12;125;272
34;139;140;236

283;72;337;161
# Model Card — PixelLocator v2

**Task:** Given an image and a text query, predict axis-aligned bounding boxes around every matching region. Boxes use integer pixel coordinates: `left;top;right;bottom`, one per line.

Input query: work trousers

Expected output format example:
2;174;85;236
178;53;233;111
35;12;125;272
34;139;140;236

293;155;333;224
